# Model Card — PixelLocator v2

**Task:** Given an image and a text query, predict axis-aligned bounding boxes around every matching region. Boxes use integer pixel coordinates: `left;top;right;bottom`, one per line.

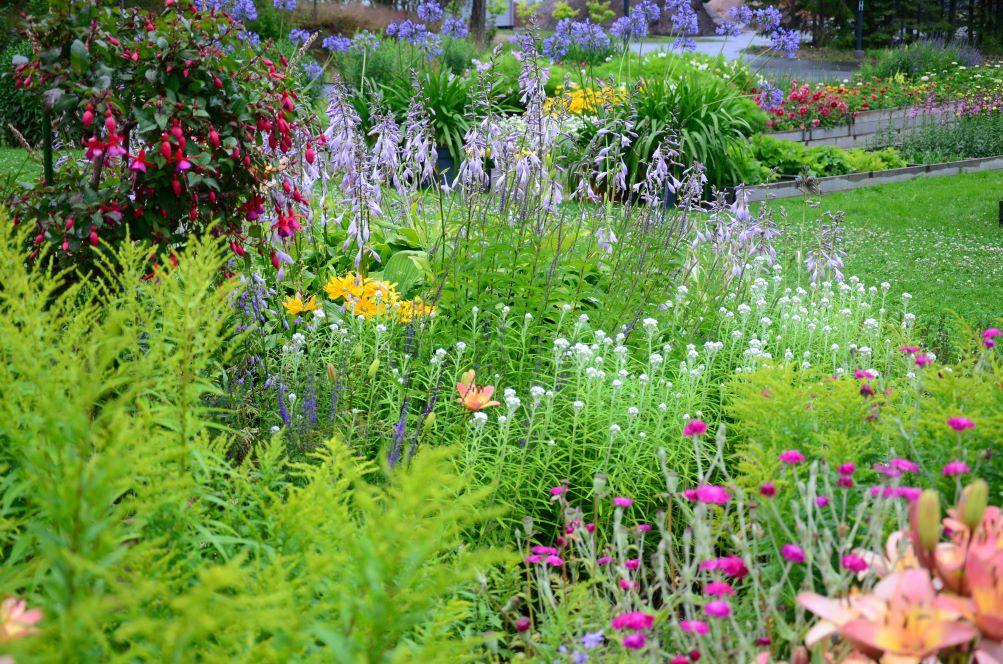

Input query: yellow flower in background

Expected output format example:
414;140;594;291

394;297;436;323
322;272;429;323
545;86;625;116
282;294;319;316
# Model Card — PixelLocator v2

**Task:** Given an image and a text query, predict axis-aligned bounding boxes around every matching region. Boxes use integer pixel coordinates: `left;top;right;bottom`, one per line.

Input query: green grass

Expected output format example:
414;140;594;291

0;147;40;184
766;171;1003;330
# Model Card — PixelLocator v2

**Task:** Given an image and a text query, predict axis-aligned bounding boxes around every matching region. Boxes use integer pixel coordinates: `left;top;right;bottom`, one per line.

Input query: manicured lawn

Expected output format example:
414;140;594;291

766;171;1003;329
0;147;40;184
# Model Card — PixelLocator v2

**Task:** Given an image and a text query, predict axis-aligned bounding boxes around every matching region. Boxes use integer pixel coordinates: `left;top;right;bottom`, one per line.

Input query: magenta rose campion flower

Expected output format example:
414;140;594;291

683;419;708;436
781;544;805;563
942;460;971;476
611;611;655;631
613;496;633;508
947;417;975;431
705;600;732;618
779;449;806;465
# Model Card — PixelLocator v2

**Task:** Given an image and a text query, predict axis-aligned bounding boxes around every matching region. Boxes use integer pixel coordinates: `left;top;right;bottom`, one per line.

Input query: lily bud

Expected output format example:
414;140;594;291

421;411;436;437
367;358;380;380
326;363;336;384
959;479;989;530
913;490;941;551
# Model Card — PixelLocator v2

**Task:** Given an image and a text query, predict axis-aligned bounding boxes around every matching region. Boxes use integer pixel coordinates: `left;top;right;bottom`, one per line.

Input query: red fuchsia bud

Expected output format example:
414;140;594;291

82;105;94;128
271;251;280;270
280;136;291;152
172;176;182;196
213;76;223;90
209;126;220;148
108;35;121;46
171;124;183;140
189;205;197;221
282;179;292;194
146;21;155;32
230;241;245;257
243;155;251;168
105;111;117;134
208;191;216;204
65;216;74;231
61;240;69;252
89;230;99;246
231;147;240;160
165;0;175;6
281;94;294;113
267;133;278;150
160;137;172;160
33;233;44;245
177;135;186;151
279;54;288;67
305;143;315;164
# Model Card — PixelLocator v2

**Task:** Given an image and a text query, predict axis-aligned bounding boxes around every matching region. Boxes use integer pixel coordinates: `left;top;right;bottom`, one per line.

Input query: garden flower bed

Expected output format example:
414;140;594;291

1;1;1001;663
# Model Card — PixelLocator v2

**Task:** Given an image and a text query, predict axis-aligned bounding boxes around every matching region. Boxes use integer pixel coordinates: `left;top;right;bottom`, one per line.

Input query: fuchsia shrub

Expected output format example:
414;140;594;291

8;0;318;269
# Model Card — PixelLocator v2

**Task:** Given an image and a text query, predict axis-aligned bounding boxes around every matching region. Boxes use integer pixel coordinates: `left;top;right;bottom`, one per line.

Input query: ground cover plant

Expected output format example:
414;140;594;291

1;1;1002;663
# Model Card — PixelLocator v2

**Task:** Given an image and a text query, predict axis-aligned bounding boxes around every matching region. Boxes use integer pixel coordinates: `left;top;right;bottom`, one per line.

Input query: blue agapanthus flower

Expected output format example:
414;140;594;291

322;34;351;52
416;0;444;23
273;0;297;11
442;16;469;39
289;28;313;45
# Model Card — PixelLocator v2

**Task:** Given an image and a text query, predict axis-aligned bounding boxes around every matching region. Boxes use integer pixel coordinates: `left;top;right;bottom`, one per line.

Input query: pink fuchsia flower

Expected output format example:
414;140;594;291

679;620;709;635
515;616;531;632
704;581;734;596
914;353;933;367
890;457;919;474
759;482;777;497
597;556;612;565
683;419;708;437
704;600;731;618
942;460;970;477
625;558;640;570
837;462;856;475
781;544;806;563
947;417;975;431
611;611;655;631
853;369;875;379
613;496;633;508
622;633;646;649
546;555;564;567
779;449;806;465
898;345;921;355
685;485;730;505
0;597;42;641
815;496;830;508
531;545;558;555
982;328;1002;348
841;554;869;573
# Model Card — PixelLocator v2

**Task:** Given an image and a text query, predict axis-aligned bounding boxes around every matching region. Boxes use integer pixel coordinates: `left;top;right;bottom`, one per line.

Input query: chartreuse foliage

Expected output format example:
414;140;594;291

0;215;504;662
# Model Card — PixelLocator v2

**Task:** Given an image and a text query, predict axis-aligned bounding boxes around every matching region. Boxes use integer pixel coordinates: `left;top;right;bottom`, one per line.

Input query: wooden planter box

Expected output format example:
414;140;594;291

765;105;956;148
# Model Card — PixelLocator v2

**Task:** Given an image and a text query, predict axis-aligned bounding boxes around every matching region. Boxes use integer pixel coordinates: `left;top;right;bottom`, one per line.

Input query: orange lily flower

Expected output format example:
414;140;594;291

456;370;500;411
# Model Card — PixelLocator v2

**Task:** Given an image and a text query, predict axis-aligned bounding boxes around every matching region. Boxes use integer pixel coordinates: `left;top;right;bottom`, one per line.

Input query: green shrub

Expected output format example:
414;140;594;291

843;146;907;171
0;41;46;147
862;38;982;79
887;113;1003;164
0;216;506;662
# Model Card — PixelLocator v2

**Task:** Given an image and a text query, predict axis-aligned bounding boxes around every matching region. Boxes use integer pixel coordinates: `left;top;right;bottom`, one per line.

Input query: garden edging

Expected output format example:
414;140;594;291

766;105;955;149
746;155;1003;201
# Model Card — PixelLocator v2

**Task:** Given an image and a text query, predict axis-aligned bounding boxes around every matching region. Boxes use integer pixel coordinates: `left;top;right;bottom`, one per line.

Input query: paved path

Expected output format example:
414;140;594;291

633;30;860;83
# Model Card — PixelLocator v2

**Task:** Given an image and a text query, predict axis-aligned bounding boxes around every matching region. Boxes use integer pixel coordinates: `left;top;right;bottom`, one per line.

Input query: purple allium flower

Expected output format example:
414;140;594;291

442;15;469;38
322;34;351;51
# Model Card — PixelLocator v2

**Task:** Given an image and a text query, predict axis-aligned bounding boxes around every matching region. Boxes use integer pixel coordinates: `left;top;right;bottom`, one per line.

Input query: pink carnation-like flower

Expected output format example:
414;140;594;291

898;345;920;355
622;633;646;649
549;485;566;496
841;553;868;573
637;524;652;533
625;558;640;570
611;611;655;631
683;419;708;437
671;656;690;664
853;369;875;379
759;482;777;497
779;449;805;465
942;460;970;476
597;555;612;565
704;581;734;596
947;417;975;431
515;616;531;632
815;496;829;508
546;555;563;567
704;600;731;618
837;462;855;475
619;579;638;591
983;328;1001;348
0;597;42;641
869;486;922;501
781;544;805;564
613;496;633;508
531;545;558;555
679;620;709;635
914;353;933;367
695;485;730;504
524;555;541;564
700;554;748;578
890;457;919;474
837;476;854;488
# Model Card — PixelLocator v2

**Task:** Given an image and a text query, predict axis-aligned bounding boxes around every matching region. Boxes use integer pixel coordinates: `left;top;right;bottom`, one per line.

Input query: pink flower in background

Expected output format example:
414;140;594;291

841;554;869;573
531;545;558;555
941;460;970;476
515;616;531;632
853;369;875;379
947;417;975;431
837;476;854;488
701;554;749;578
898;345;920;355
620;579;638;591
914;353;933;367
636;524;652;533
705;581;734;596
625;558;640;570
890;458;919;474
524;555;541;564
597;556;612;565
549;485;566;496
611;612;655;631
613;496;633;508
759;482;777;497
816;496;830;508
0;597;42;641
686;485;730;504
983;328;1001;347
680;620;709;635
705;600;732;618
837;462;856;475
683;419;708;437
779;449;806;465
546;555;563;567
622;633;646;649
781;544;806;563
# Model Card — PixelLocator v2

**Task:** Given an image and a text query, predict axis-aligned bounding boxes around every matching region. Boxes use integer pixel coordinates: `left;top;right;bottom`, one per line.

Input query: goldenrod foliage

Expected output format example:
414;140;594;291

0;217;503;662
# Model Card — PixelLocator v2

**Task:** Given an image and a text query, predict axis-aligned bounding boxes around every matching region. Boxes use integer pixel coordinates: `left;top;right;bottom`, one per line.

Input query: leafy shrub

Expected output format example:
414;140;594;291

0;216;505;662
0;41;46;147
552;0;580;20
7;0;316;269
863;37;982;79
843;146;907;171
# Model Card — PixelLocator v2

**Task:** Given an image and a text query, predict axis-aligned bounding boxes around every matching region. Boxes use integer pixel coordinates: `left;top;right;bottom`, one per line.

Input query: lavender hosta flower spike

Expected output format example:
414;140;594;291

400;86;437;191
369;107;403;192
